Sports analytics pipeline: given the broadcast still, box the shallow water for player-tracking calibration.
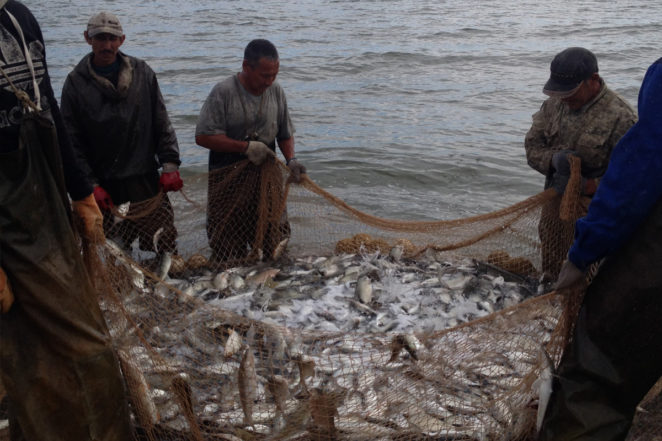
[27,0,662,219]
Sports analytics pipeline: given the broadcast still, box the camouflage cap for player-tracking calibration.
[543,47,598,98]
[87,11,123,38]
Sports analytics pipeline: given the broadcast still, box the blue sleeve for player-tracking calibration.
[568,60,662,270]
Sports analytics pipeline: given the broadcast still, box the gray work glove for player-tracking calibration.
[555,259,585,290]
[245,141,274,165]
[287,158,307,183]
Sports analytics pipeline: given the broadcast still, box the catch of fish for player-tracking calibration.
[97,242,563,440]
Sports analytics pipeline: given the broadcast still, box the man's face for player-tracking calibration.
[561,74,599,110]
[85,31,125,67]
[242,57,279,96]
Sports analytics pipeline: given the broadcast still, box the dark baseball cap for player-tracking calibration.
[543,47,598,98]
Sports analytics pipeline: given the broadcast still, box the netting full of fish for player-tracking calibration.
[63,158,613,441]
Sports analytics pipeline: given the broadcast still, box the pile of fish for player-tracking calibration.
[165,248,539,334]
[101,244,561,440]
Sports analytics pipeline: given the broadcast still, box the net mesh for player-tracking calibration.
[2,157,658,440]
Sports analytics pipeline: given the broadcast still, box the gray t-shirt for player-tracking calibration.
[196,74,294,170]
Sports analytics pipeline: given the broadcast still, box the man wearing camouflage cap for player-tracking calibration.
[61,12,183,265]
[524,47,636,286]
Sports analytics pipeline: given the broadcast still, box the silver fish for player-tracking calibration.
[238,346,258,426]
[355,275,373,304]
[246,268,280,287]
[272,237,289,260]
[267,375,289,415]
[156,252,172,281]
[535,347,554,433]
[293,354,315,392]
[117,350,159,429]
[224,328,243,358]
[212,271,229,290]
[152,226,164,254]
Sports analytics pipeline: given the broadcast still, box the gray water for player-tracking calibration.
[25,0,661,219]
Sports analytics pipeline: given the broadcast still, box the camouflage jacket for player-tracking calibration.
[524,81,636,185]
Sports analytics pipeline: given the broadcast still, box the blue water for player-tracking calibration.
[25,0,662,219]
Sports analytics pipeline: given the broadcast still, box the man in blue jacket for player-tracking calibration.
[538,59,662,440]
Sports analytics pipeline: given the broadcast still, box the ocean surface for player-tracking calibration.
[25,0,662,220]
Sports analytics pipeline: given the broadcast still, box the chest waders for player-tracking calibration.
[539,199,662,440]
[0,7,132,440]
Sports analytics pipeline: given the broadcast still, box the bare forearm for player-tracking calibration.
[195,134,248,154]
[278,136,295,162]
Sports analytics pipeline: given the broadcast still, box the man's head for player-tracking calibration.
[84,12,125,67]
[543,47,601,110]
[241,39,279,96]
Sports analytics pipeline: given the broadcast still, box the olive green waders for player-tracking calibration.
[539,199,662,440]
[0,112,132,441]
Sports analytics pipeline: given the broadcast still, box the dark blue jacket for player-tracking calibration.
[569,58,662,270]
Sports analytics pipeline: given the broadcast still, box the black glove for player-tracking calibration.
[551,150,575,175]
[551,172,570,195]
[287,158,307,183]
[555,259,585,290]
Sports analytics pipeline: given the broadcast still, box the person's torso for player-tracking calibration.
[542,87,635,171]
[206,75,288,170]
[64,53,161,178]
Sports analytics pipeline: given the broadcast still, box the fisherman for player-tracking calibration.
[196,39,306,265]
[61,11,183,263]
[0,1,132,439]
[538,57,662,440]
[524,47,636,285]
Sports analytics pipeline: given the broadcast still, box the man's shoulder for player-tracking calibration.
[206,75,238,96]
[268,80,286,96]
[66,54,92,81]
[4,1,34,21]
[119,53,153,73]
[598,86,636,119]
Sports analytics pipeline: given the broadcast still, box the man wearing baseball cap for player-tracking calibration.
[524,47,636,287]
[61,12,183,268]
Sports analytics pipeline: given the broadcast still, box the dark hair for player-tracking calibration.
[244,39,279,66]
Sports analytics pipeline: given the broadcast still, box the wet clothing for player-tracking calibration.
[525,81,636,185]
[539,58,662,441]
[524,81,636,277]
[0,3,132,440]
[0,0,89,199]
[196,74,294,171]
[61,51,180,252]
[196,74,294,263]
[61,51,180,183]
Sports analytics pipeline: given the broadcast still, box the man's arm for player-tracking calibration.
[524,101,559,175]
[60,76,97,189]
[568,61,662,270]
[277,136,295,162]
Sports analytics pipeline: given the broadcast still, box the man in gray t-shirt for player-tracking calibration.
[196,39,306,264]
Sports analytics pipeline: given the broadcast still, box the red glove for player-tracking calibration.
[159,170,183,192]
[0,267,14,313]
[93,185,114,210]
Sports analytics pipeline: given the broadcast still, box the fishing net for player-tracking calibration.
[1,157,657,440]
